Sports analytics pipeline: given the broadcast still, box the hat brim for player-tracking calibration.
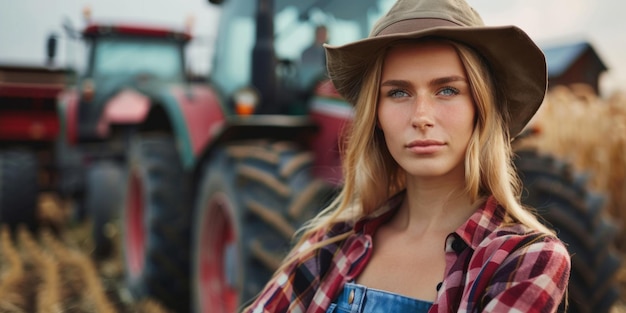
[324,25,547,137]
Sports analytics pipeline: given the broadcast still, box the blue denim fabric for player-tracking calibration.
[326,282,432,313]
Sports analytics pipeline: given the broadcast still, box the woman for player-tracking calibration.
[244,0,570,312]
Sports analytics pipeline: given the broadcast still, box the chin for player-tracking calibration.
[399,161,465,180]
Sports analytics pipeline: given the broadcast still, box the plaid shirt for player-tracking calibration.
[245,195,570,313]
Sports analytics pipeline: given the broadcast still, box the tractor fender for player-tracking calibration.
[59,82,225,172]
[144,85,226,170]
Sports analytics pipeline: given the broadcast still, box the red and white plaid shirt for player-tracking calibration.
[244,194,570,313]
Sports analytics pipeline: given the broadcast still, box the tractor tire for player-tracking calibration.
[85,160,125,259]
[0,149,39,233]
[514,148,621,313]
[192,141,333,313]
[123,134,192,312]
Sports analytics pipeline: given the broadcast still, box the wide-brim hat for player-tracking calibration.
[324,0,547,137]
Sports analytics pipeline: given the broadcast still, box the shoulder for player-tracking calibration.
[463,225,570,310]
[493,224,568,256]
[471,228,571,311]
[476,223,570,265]
[498,228,570,276]
[468,222,571,287]
[472,224,571,287]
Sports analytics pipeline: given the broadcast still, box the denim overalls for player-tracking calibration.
[326,282,433,313]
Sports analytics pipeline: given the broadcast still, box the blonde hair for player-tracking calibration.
[272,38,553,278]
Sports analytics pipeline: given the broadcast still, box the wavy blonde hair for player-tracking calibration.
[272,39,553,279]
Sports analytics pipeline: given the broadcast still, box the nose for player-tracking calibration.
[410,97,434,130]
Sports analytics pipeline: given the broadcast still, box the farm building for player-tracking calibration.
[543,41,608,94]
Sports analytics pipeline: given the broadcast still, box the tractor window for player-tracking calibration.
[91,37,184,81]
[210,0,395,99]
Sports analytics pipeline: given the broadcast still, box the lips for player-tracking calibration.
[406,139,445,154]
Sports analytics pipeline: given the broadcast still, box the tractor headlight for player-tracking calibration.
[233,87,259,116]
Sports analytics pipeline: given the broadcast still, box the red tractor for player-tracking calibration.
[55,20,224,260]
[57,1,621,313]
[54,14,228,293]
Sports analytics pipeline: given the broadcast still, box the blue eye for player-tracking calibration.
[438,87,459,96]
[388,89,409,98]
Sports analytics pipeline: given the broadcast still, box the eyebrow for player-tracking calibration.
[380,79,411,88]
[380,75,467,88]
[430,75,467,86]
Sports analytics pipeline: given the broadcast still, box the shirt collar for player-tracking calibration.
[352,192,505,250]
[454,196,505,250]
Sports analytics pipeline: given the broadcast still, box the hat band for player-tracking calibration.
[377,18,461,36]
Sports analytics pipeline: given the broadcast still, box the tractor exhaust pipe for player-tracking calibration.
[251,0,277,114]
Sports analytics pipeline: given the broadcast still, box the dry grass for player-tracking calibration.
[0,194,172,313]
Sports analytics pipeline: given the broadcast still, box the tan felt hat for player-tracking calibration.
[324,0,547,136]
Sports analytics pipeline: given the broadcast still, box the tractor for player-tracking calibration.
[56,0,621,312]
[53,18,227,263]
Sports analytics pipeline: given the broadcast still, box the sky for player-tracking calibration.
[1,0,624,95]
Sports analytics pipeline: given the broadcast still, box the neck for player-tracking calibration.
[391,174,477,236]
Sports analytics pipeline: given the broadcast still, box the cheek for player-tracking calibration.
[377,103,409,131]
[441,104,475,131]
[377,108,401,148]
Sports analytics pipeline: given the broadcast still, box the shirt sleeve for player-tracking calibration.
[241,229,326,313]
[481,235,571,313]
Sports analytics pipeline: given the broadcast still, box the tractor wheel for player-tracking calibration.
[123,133,192,312]
[192,141,333,313]
[0,149,39,233]
[85,160,125,259]
[514,148,621,313]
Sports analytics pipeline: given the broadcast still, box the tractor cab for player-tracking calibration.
[68,23,194,140]
[210,0,395,115]
[81,24,190,83]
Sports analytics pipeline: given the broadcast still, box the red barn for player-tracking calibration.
[542,41,608,94]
